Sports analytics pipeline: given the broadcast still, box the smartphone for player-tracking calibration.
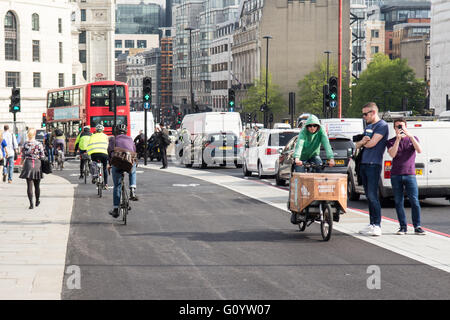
[364,129,373,138]
[397,125,402,129]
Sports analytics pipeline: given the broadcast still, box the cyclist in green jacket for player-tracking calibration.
[293,114,335,173]
[74,126,92,179]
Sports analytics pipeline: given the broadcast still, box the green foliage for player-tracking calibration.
[349,54,427,116]
[241,70,286,123]
[296,59,350,118]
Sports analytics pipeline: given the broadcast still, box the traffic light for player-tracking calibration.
[177,112,182,124]
[269,113,274,123]
[328,76,338,108]
[108,88,116,112]
[246,113,252,123]
[42,113,47,128]
[10,87,20,113]
[143,76,152,108]
[228,88,235,111]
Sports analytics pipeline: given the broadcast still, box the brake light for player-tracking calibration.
[265,148,278,155]
[414,124,422,127]
[384,160,392,179]
[235,143,243,148]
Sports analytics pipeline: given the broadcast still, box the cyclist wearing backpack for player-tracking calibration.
[74,126,92,179]
[87,124,109,188]
[53,128,65,156]
[107,124,138,218]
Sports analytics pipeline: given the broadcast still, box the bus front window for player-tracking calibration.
[90,85,126,107]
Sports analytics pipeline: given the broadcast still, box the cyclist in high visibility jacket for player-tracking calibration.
[87,124,109,188]
[74,126,92,179]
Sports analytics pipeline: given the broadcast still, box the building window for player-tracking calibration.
[137,40,147,48]
[81,9,86,22]
[371,46,379,54]
[5,11,18,61]
[79,49,86,63]
[371,30,379,38]
[125,40,134,48]
[72,73,76,85]
[32,40,40,62]
[79,31,86,44]
[58,18,62,33]
[59,42,63,63]
[115,40,122,48]
[83,70,87,80]
[6,72,20,87]
[33,72,41,87]
[115,50,122,59]
[58,73,64,87]
[32,13,39,31]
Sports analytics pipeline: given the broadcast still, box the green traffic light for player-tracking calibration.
[330,93,336,100]
[229,101,234,106]
[13,106,20,111]
[144,94,150,101]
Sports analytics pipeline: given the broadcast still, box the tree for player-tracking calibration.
[241,69,286,123]
[296,59,350,118]
[349,53,427,116]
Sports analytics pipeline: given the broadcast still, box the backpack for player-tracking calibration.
[55,128,63,136]
[162,133,171,146]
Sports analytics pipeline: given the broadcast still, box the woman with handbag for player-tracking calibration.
[19,128,45,209]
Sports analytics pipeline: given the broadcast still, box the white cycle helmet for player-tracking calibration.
[95,124,104,132]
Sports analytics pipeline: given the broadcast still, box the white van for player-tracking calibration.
[348,120,450,203]
[320,118,365,139]
[273,123,291,129]
[181,112,242,139]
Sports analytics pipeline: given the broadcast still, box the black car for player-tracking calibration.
[275,135,355,190]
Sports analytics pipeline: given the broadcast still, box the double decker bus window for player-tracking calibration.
[90,85,126,107]
[90,115,127,128]
[73,89,80,106]
[64,90,71,106]
[57,91,64,107]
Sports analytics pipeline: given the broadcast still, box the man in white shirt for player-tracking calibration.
[3,125,18,183]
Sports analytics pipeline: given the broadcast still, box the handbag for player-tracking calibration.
[110,137,136,173]
[41,158,52,174]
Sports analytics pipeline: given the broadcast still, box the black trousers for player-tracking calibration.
[26,179,40,205]
[160,146,168,168]
[79,150,89,174]
[91,153,109,185]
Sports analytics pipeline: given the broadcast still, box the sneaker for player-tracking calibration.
[359,224,374,235]
[109,208,119,218]
[396,227,407,235]
[414,227,426,235]
[79,174,84,179]
[8,180,12,184]
[367,225,382,236]
[103,184,108,190]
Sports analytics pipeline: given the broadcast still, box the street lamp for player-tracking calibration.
[185,27,194,113]
[263,35,272,128]
[324,50,332,81]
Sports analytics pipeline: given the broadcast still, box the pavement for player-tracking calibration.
[0,172,75,299]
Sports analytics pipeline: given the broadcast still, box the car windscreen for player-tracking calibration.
[208,134,237,143]
[268,132,298,147]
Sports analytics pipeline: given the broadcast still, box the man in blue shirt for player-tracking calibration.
[355,102,389,236]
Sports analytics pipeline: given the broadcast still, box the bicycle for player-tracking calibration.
[81,153,91,184]
[56,148,64,171]
[94,160,104,198]
[119,171,131,225]
[288,162,347,241]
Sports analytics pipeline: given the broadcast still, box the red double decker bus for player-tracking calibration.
[46,81,130,154]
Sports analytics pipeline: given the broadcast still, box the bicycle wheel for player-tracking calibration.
[121,186,128,225]
[84,162,88,184]
[320,203,333,241]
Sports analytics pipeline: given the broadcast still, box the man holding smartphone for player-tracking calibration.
[387,118,425,235]
[355,102,389,236]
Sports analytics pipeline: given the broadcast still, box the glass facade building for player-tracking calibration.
[116,3,161,34]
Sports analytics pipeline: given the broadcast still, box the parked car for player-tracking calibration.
[348,119,450,204]
[185,132,243,168]
[275,135,355,190]
[242,129,300,178]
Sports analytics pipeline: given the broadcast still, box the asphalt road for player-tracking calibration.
[196,163,450,236]
[57,160,450,300]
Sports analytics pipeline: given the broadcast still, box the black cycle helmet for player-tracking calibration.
[116,124,127,134]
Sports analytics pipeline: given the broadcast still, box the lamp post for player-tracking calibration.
[324,50,331,81]
[185,27,194,113]
[263,35,272,128]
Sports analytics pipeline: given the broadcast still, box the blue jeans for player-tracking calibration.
[391,175,421,228]
[3,156,14,181]
[360,163,382,226]
[294,155,323,173]
[112,164,137,208]
[46,146,54,163]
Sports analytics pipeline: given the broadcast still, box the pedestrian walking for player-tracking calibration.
[355,102,389,236]
[387,118,426,235]
[44,129,54,165]
[19,128,45,209]
[2,125,18,183]
[156,123,170,169]
[0,130,7,175]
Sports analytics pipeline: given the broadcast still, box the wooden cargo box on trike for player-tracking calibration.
[288,172,347,241]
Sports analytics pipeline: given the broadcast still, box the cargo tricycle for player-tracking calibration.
[288,163,347,241]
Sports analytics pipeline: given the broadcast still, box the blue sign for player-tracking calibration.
[144,102,150,110]
[330,101,337,108]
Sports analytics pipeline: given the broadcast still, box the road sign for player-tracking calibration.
[330,100,337,108]
[144,102,150,110]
